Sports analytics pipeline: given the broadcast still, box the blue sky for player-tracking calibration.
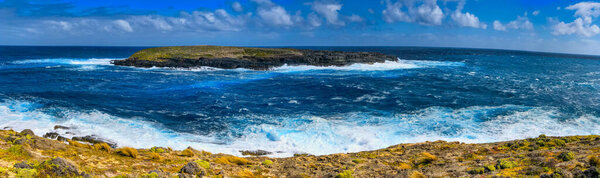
[1,0,600,55]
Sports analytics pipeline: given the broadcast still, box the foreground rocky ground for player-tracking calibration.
[0,129,599,177]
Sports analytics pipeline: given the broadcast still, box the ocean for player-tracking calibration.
[1,46,599,157]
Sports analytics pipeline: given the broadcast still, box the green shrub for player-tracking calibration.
[262,159,273,166]
[15,168,37,178]
[468,167,485,174]
[557,152,575,161]
[351,159,364,164]
[590,156,600,166]
[484,164,496,171]
[150,147,165,153]
[497,159,518,169]
[336,170,353,178]
[195,160,210,169]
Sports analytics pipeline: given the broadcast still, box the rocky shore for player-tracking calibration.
[111,46,397,70]
[0,128,599,177]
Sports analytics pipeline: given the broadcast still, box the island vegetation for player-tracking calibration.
[0,128,599,177]
[112,46,397,70]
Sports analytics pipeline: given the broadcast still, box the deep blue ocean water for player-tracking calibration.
[1,46,600,156]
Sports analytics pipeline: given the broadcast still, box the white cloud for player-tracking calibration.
[311,1,344,26]
[307,13,322,27]
[131,16,172,31]
[252,0,294,26]
[46,21,73,31]
[532,10,540,16]
[382,0,444,26]
[348,14,363,22]
[493,20,506,31]
[181,9,248,31]
[451,11,486,29]
[451,0,486,29]
[493,16,533,31]
[113,20,133,32]
[566,2,600,17]
[232,2,243,12]
[552,2,600,37]
[552,17,600,37]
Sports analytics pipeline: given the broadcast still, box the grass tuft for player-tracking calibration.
[214,156,251,165]
[93,143,111,152]
[116,147,138,158]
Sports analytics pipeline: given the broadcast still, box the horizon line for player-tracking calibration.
[1,44,599,58]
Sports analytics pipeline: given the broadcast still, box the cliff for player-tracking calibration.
[0,128,599,177]
[111,46,397,70]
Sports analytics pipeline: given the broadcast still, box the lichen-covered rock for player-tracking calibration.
[19,129,35,136]
[179,161,205,176]
[41,158,84,177]
[13,161,33,169]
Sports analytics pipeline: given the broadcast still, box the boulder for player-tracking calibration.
[43,158,83,177]
[43,132,59,139]
[54,125,70,130]
[240,149,272,156]
[179,161,205,176]
[19,129,35,136]
[72,135,117,148]
[13,161,33,169]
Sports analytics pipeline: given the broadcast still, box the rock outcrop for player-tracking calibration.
[112,46,397,70]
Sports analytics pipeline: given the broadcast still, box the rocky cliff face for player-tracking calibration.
[112,46,397,70]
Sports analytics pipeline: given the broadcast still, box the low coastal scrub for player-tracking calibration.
[0,129,599,177]
[116,147,138,158]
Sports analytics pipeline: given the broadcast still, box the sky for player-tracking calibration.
[1,0,600,55]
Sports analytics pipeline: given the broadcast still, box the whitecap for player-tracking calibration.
[2,99,597,157]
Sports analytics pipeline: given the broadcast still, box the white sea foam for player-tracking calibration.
[272,59,465,72]
[1,99,598,157]
[13,58,118,66]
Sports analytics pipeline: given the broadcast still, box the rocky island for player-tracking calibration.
[111,46,397,70]
[0,128,599,177]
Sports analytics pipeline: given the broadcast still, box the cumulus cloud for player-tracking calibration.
[41,8,249,34]
[493,16,533,31]
[382,0,444,26]
[311,1,344,26]
[252,0,294,26]
[113,20,133,32]
[232,2,243,12]
[567,2,600,17]
[552,17,600,37]
[552,2,600,37]
[451,0,486,29]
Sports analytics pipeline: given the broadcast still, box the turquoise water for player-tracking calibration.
[1,46,600,156]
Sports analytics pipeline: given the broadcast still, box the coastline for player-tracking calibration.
[1,129,599,177]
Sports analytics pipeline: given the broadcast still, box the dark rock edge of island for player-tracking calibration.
[111,46,398,70]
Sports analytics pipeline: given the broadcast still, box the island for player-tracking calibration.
[111,46,397,70]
